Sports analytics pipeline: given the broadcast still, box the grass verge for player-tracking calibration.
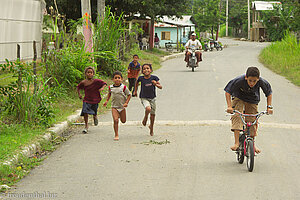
[259,33,300,86]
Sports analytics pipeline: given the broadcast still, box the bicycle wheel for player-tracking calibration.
[237,143,244,164]
[237,134,245,164]
[192,66,195,72]
[246,140,255,172]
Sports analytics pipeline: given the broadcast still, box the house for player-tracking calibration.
[251,1,281,41]
[155,15,195,49]
[0,0,46,63]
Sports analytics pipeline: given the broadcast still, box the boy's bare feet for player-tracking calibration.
[142,117,147,126]
[114,136,119,141]
[149,125,153,136]
[255,147,261,154]
[230,144,239,151]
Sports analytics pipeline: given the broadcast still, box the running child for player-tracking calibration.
[133,64,162,136]
[224,66,273,153]
[128,54,141,96]
[77,66,107,134]
[103,71,131,141]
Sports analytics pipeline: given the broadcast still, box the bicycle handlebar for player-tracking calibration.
[227,110,268,126]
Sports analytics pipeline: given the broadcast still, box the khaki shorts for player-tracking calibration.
[231,97,258,136]
[141,98,156,115]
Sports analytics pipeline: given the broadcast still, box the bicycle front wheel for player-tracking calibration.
[246,140,255,172]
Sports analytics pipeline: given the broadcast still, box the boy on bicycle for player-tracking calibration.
[224,67,273,153]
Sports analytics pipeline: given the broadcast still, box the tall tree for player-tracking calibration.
[261,0,300,41]
[228,0,248,37]
[106,0,189,48]
[192,0,223,40]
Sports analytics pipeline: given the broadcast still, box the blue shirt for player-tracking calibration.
[128,61,141,70]
[224,75,272,104]
[137,75,160,99]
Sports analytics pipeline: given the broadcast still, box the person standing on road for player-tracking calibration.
[154,33,160,48]
[133,64,162,136]
[184,32,202,66]
[103,71,131,141]
[77,67,107,134]
[127,54,141,96]
[224,67,273,153]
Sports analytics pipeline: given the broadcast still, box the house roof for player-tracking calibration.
[155,15,195,27]
[252,1,281,11]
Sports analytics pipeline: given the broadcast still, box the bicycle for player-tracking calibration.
[229,110,268,172]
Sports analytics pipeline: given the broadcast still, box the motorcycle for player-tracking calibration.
[214,40,223,51]
[187,47,199,72]
[209,38,223,51]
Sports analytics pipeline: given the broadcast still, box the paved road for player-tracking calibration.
[3,38,300,200]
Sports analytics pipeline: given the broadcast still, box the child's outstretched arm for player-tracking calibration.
[152,80,162,89]
[123,94,131,108]
[77,81,83,99]
[103,93,111,107]
[225,92,233,113]
[99,84,107,92]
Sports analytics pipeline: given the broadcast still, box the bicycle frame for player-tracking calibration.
[233,110,267,154]
[229,110,268,171]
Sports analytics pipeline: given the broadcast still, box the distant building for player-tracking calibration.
[154,15,195,48]
[0,0,46,63]
[251,1,281,41]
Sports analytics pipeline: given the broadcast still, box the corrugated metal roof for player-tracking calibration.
[156,15,195,26]
[252,1,281,11]
[155,15,195,27]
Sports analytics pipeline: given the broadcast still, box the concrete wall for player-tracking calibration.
[0,0,45,63]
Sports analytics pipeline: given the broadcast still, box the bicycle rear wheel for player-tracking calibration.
[246,140,255,172]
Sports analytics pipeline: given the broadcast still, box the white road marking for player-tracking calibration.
[97,120,300,129]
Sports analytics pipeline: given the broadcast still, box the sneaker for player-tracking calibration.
[94,117,98,126]
[82,129,88,134]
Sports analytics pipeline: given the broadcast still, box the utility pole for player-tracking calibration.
[248,0,251,40]
[226,0,228,37]
[97,0,105,23]
[81,0,93,52]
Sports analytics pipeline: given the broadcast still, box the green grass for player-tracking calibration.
[0,73,16,86]
[0,155,43,192]
[259,33,300,86]
[123,45,170,71]
[0,125,45,162]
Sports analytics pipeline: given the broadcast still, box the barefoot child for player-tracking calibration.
[77,67,107,134]
[133,64,162,136]
[103,71,131,141]
[128,54,141,96]
[224,67,273,153]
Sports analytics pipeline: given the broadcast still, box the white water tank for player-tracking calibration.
[0,0,46,63]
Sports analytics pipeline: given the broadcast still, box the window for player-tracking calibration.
[161,31,171,40]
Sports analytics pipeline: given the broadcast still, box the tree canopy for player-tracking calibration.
[45,0,189,22]
[191,0,223,39]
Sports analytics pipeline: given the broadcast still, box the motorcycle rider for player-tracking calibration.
[184,32,202,66]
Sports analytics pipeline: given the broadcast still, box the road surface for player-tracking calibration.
[3,38,300,200]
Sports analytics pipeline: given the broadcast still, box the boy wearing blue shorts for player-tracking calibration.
[77,67,107,134]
